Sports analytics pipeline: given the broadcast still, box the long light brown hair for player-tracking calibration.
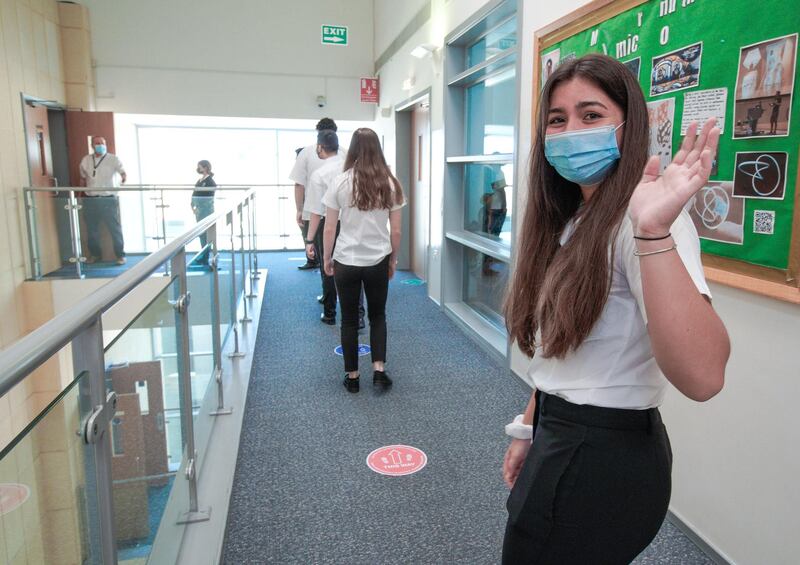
[505,54,649,359]
[344,128,404,210]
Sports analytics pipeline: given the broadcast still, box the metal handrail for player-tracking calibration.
[23,184,292,192]
[0,188,255,398]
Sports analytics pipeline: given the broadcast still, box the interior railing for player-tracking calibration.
[0,189,259,564]
[22,183,299,280]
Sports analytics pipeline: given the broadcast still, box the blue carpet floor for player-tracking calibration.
[222,251,712,564]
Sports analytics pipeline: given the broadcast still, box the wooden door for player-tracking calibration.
[64,110,115,186]
[410,101,431,280]
[23,104,54,187]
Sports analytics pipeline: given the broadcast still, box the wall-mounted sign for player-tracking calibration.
[322,25,348,46]
[360,78,379,104]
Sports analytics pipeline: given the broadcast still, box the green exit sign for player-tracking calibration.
[322,25,348,46]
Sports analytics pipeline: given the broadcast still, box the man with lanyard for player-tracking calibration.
[79,136,127,264]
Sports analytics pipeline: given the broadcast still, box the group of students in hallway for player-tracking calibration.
[292,118,404,392]
[291,54,730,563]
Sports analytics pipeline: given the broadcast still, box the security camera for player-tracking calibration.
[316,95,327,108]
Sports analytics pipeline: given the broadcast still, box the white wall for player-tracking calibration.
[373,0,429,60]
[81,0,376,120]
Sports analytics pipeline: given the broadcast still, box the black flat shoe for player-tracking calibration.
[373,370,392,387]
[297,261,318,270]
[343,374,359,393]
[320,313,336,325]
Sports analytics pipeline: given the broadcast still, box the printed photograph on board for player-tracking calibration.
[686,181,744,245]
[650,42,702,96]
[646,98,675,174]
[622,57,641,80]
[732,151,788,200]
[733,33,797,138]
[541,49,560,86]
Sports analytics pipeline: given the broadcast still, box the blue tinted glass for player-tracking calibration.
[465,68,516,155]
[467,18,517,67]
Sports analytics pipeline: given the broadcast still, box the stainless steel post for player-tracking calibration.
[68,190,85,279]
[228,211,245,359]
[72,317,118,564]
[23,189,42,279]
[171,250,211,524]
[246,195,257,299]
[251,191,260,279]
[208,223,233,416]
[238,203,252,323]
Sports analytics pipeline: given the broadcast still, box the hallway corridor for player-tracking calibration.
[221,252,712,564]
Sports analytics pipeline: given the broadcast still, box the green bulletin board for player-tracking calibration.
[538,0,800,276]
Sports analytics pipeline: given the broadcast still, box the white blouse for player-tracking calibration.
[527,209,711,409]
[322,170,405,267]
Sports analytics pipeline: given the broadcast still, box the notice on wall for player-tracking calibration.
[647,98,675,174]
[681,88,728,134]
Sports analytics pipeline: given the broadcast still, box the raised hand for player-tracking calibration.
[628,118,720,237]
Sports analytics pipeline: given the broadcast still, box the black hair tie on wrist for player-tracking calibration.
[634,232,671,241]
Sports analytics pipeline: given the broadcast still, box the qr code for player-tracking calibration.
[753,210,775,235]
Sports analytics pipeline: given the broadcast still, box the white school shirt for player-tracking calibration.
[289,144,345,220]
[528,209,711,410]
[303,154,345,217]
[322,170,406,267]
[79,153,125,196]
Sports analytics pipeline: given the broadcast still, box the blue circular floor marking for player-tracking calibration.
[401,278,424,286]
[334,344,371,356]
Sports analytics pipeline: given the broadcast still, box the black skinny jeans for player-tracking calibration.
[333,255,391,372]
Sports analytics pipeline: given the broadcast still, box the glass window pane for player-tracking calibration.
[462,247,509,327]
[464,163,513,245]
[467,17,517,67]
[465,67,516,155]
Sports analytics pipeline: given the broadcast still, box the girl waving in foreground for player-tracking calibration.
[502,54,730,563]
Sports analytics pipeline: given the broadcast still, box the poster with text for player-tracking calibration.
[681,88,727,134]
[733,33,797,138]
[647,98,675,174]
[687,181,744,245]
[650,42,702,96]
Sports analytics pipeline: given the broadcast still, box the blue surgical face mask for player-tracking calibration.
[94,144,107,155]
[544,122,624,185]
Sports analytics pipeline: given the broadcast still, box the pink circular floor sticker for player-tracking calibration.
[367,445,427,476]
[0,484,30,516]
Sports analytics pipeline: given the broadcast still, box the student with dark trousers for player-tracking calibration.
[322,128,405,393]
[502,54,730,563]
[192,159,216,264]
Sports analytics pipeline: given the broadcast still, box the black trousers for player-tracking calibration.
[83,196,125,259]
[314,218,338,316]
[300,219,317,264]
[333,255,390,372]
[503,393,672,565]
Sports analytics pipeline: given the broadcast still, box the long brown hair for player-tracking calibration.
[344,128,404,210]
[505,54,649,359]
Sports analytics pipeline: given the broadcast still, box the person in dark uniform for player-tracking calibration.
[769,91,782,135]
[192,160,216,264]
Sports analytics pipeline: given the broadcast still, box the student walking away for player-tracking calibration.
[192,160,217,264]
[79,136,127,264]
[322,128,405,393]
[303,129,352,325]
[291,118,344,270]
[501,54,730,564]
